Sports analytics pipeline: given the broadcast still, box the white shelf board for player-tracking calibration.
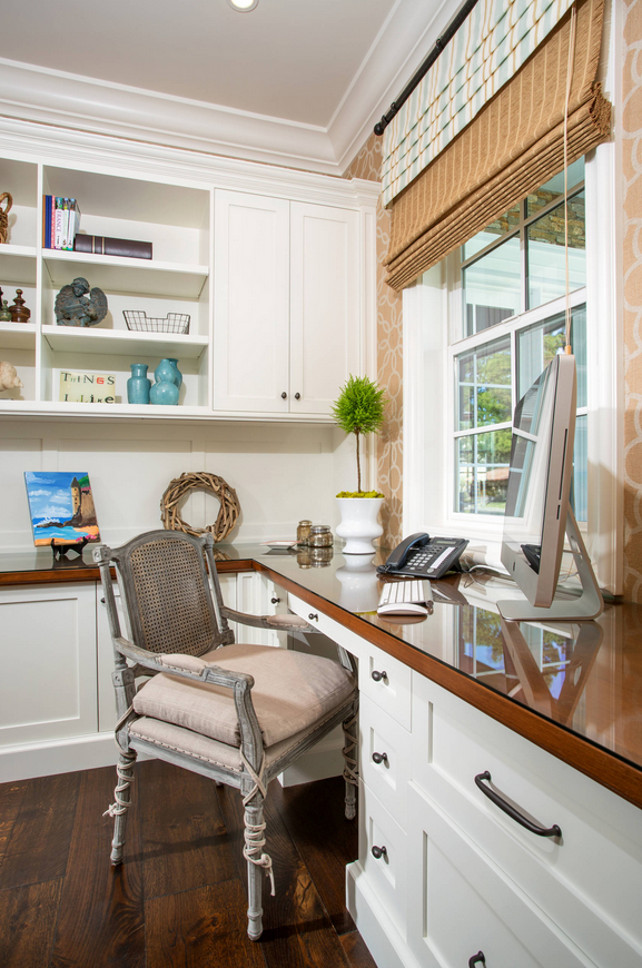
[41,324,208,359]
[42,249,209,299]
[0,321,37,350]
[0,245,38,286]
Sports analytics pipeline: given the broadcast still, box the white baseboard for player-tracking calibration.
[346,861,422,968]
[277,725,344,788]
[0,732,119,782]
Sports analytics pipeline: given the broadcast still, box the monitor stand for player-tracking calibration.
[497,508,604,622]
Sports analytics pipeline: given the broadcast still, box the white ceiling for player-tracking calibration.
[0,0,450,173]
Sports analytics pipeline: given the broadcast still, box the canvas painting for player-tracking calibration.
[24,471,100,547]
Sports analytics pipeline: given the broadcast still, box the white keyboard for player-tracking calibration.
[377,579,433,617]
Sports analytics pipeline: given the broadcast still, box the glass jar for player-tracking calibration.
[309,525,333,548]
[297,519,312,545]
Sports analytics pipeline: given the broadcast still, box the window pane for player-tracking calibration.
[456,430,512,514]
[516,305,586,401]
[463,235,521,335]
[526,158,584,217]
[526,192,585,309]
[456,338,512,431]
[463,204,521,260]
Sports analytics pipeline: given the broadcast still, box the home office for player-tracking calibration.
[0,0,639,966]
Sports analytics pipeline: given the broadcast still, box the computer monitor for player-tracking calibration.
[497,353,603,622]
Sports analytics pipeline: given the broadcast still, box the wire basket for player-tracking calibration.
[123,311,190,335]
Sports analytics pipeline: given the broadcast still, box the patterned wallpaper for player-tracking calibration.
[345,135,404,547]
[623,0,642,600]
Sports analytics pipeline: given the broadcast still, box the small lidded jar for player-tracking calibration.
[308,524,333,548]
[297,519,312,545]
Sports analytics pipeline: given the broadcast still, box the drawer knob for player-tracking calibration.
[468,953,486,967]
[308,612,319,622]
[371,669,387,682]
[270,597,281,604]
[281,391,288,399]
[294,392,301,400]
[474,771,562,838]
[371,844,387,860]
[372,751,388,766]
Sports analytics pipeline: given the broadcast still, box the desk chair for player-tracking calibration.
[93,530,358,940]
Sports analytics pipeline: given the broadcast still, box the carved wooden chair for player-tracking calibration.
[93,529,358,940]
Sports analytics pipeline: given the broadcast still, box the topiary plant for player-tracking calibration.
[332,374,386,496]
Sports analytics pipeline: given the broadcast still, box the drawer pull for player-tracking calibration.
[270,596,281,605]
[474,771,562,838]
[371,844,387,860]
[371,669,388,682]
[308,612,319,622]
[468,952,485,967]
[372,751,388,765]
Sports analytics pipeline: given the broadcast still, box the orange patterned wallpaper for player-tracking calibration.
[345,135,404,547]
[622,0,642,600]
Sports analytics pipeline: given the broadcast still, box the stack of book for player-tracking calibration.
[43,196,81,251]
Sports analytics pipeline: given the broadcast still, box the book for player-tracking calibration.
[43,195,81,250]
[59,370,116,404]
[73,234,153,259]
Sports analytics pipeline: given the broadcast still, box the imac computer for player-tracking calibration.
[497,353,604,622]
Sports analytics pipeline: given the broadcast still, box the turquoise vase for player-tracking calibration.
[154,357,182,388]
[150,378,179,405]
[127,363,151,404]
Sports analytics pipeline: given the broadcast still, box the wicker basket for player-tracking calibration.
[123,311,190,335]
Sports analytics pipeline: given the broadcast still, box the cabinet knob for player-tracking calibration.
[281,391,287,399]
[372,751,388,766]
[371,844,387,860]
[294,392,301,400]
[270,596,281,605]
[468,953,486,967]
[308,612,319,622]
[371,669,387,682]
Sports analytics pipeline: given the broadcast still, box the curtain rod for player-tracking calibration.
[374,0,482,136]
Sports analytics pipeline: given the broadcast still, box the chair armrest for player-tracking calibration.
[114,637,254,691]
[222,606,313,633]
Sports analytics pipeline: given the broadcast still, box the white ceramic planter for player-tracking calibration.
[335,497,384,554]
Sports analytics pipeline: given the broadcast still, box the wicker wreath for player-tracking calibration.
[160,471,240,541]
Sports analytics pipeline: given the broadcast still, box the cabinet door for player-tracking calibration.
[290,203,360,414]
[213,190,290,413]
[0,582,97,746]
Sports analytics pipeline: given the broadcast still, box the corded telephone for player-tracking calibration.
[377,532,468,579]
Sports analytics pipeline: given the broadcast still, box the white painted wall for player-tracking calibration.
[0,417,370,551]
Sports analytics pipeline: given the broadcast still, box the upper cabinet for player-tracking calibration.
[213,192,361,416]
[0,136,377,422]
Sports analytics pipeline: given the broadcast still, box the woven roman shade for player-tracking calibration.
[383,0,611,291]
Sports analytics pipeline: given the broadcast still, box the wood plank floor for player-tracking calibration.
[0,762,378,968]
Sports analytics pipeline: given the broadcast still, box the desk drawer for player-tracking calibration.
[360,693,411,826]
[360,643,412,731]
[360,781,408,938]
[412,673,642,967]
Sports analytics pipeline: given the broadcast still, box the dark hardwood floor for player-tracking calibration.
[0,761,377,968]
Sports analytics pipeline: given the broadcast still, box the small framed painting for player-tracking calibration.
[24,471,101,553]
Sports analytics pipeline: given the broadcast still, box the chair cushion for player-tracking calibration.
[132,643,355,749]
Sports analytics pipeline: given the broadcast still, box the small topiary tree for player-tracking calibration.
[332,374,386,496]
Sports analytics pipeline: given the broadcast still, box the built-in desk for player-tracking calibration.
[2,543,641,968]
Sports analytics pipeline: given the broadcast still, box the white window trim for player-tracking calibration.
[402,136,623,594]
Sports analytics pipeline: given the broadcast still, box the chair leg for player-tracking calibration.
[342,702,359,820]
[104,749,137,865]
[242,794,276,941]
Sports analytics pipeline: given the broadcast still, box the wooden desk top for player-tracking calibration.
[1,543,640,809]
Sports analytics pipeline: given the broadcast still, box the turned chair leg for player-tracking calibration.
[104,749,137,865]
[242,795,275,941]
[342,703,359,820]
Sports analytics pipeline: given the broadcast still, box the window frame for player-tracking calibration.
[401,138,623,594]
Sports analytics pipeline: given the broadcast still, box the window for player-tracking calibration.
[402,143,620,593]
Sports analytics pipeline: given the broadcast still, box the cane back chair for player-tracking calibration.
[93,529,358,940]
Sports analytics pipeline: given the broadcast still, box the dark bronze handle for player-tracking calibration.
[308,612,318,622]
[474,771,562,838]
[469,952,485,967]
[371,669,387,682]
[281,391,287,399]
[270,597,280,604]
[371,845,387,860]
[294,392,301,400]
[372,751,388,765]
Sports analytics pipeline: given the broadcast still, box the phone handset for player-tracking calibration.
[378,532,430,574]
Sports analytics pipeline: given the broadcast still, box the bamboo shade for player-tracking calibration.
[383,0,611,291]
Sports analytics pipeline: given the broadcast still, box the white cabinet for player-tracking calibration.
[213,190,361,415]
[0,582,98,748]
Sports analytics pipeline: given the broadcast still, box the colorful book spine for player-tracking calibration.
[42,195,81,250]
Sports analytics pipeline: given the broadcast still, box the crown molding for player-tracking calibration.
[0,0,448,174]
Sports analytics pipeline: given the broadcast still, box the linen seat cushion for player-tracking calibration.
[132,642,355,749]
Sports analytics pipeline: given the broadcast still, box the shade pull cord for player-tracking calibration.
[563,4,577,355]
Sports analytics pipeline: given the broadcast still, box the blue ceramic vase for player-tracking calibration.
[127,363,151,404]
[154,357,182,388]
[150,378,179,405]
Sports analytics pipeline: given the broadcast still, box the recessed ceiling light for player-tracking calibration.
[228,0,259,11]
